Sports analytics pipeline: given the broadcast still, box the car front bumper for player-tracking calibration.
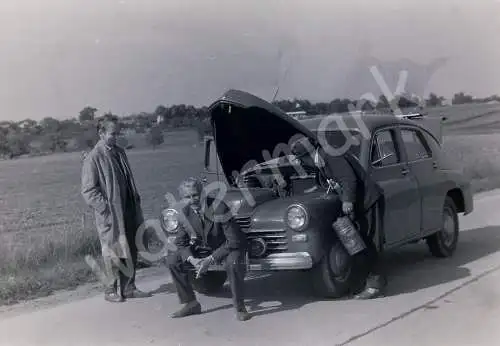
[246,252,313,271]
[205,252,314,272]
[163,236,314,271]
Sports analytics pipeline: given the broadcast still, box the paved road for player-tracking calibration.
[1,190,500,346]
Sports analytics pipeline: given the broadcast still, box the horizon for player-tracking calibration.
[0,89,496,124]
[1,0,499,121]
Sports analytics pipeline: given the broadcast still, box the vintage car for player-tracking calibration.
[160,89,474,298]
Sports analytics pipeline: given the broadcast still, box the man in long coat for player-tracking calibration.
[81,116,150,302]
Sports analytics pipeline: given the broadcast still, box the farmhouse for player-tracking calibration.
[286,110,307,119]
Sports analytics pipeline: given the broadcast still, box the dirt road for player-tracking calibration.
[1,190,499,346]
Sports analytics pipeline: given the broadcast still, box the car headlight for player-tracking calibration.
[285,204,308,231]
[161,208,179,233]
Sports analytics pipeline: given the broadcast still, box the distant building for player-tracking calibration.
[18,120,35,129]
[286,111,307,119]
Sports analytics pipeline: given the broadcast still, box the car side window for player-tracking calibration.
[370,129,400,167]
[400,129,432,161]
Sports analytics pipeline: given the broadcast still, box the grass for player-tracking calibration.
[0,227,100,305]
[0,129,204,305]
[442,134,500,193]
[1,106,500,306]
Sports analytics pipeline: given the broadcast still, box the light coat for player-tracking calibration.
[81,140,143,259]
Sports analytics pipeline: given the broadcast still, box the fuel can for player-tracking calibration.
[332,215,367,255]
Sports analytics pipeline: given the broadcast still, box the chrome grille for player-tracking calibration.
[234,216,288,257]
[235,216,252,230]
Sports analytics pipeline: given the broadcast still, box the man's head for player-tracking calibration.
[97,115,121,147]
[290,137,317,167]
[179,177,203,210]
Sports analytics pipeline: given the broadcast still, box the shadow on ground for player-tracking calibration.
[383,226,500,296]
[148,226,500,317]
[147,282,176,295]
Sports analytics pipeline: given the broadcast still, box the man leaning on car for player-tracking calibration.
[166,177,251,321]
[291,136,387,299]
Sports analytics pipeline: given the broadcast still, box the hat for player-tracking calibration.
[290,137,316,158]
[290,137,317,167]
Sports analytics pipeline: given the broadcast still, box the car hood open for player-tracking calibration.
[208,89,318,185]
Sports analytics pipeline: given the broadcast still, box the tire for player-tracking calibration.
[312,242,366,298]
[427,196,459,258]
[189,271,227,295]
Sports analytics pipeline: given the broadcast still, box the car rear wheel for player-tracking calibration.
[312,242,365,298]
[427,196,459,258]
[189,271,227,295]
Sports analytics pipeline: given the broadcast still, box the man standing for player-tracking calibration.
[291,136,386,299]
[81,115,150,302]
[167,178,250,321]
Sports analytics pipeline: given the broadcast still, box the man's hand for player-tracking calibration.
[195,256,215,278]
[187,256,202,268]
[342,201,354,216]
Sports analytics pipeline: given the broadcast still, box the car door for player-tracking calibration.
[368,127,421,246]
[399,127,444,233]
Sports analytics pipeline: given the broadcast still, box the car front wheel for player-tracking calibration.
[312,242,366,298]
[427,196,459,258]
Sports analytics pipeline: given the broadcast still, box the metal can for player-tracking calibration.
[332,216,367,255]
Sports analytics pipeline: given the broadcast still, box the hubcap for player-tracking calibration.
[441,208,456,247]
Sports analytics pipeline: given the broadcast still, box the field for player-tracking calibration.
[0,130,205,304]
[1,103,500,305]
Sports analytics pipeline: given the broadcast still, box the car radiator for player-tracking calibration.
[234,216,288,258]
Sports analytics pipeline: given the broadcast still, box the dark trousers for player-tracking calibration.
[122,225,138,292]
[167,250,246,309]
[355,203,387,289]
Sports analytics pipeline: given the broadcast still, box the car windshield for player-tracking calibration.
[311,129,363,158]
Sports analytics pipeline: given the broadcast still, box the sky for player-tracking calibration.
[0,0,499,121]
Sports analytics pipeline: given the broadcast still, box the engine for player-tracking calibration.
[236,163,321,198]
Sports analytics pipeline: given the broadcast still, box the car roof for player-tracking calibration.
[298,113,422,133]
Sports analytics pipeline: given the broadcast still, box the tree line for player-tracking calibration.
[0,91,498,159]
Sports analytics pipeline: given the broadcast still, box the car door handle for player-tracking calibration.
[432,161,438,169]
[401,167,410,175]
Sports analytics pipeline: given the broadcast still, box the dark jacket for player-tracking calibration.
[317,146,383,216]
[174,197,246,263]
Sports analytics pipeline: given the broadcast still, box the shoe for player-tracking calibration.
[123,289,152,299]
[170,301,202,318]
[235,307,251,321]
[353,287,384,300]
[104,291,124,303]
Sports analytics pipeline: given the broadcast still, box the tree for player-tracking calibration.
[426,93,445,107]
[376,95,390,110]
[0,131,9,157]
[79,107,97,122]
[452,92,474,105]
[357,96,376,111]
[40,133,67,153]
[6,132,30,157]
[39,117,61,132]
[147,125,164,149]
[395,92,420,109]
